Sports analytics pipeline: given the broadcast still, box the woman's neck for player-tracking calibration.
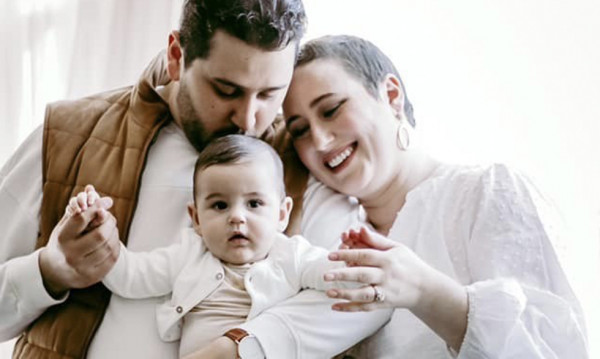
[361,152,441,235]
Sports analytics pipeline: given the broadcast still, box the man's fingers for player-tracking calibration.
[68,197,83,215]
[57,208,102,241]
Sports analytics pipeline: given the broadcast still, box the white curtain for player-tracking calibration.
[0,0,184,165]
[1,0,598,358]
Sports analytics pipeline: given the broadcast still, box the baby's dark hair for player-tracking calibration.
[193,134,285,203]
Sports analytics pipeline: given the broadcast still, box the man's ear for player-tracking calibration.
[277,196,294,232]
[167,31,183,81]
[187,202,202,234]
[382,74,405,118]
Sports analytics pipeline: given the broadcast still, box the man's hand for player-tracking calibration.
[39,188,120,298]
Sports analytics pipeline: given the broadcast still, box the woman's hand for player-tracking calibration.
[326,227,468,351]
[325,227,433,311]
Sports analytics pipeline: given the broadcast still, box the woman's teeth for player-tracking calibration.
[328,147,353,168]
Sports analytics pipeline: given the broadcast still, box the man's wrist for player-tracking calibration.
[38,248,69,299]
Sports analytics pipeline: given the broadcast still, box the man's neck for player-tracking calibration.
[156,81,182,128]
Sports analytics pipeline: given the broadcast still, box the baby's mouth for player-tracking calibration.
[228,233,249,244]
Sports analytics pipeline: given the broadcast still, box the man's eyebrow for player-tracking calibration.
[213,78,287,92]
[213,78,243,89]
[286,93,334,126]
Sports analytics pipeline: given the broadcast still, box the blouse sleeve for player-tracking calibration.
[459,164,588,358]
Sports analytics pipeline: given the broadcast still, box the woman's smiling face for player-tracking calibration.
[283,59,402,200]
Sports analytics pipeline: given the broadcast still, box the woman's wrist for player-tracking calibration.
[411,269,468,352]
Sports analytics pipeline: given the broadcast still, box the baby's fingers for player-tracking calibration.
[84,184,99,206]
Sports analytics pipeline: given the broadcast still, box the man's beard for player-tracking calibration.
[177,81,239,153]
[177,82,209,153]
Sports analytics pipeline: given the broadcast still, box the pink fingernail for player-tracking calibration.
[328,253,339,260]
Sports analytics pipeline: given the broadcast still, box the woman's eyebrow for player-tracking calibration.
[286,93,335,126]
[310,93,333,108]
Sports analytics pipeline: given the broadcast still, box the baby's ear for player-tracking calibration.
[278,196,294,232]
[187,203,202,234]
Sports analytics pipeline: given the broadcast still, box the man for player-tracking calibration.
[0,0,388,358]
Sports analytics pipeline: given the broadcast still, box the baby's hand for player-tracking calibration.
[64,185,113,229]
[340,227,398,251]
[65,185,100,217]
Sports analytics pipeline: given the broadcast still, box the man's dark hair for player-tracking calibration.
[193,134,285,202]
[179,0,307,66]
[296,35,415,127]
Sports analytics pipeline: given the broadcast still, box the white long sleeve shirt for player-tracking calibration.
[301,164,588,358]
[103,229,347,356]
[0,122,389,359]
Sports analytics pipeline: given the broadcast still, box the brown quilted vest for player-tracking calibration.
[12,52,307,359]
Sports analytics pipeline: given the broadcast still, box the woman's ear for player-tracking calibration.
[187,202,202,234]
[382,74,405,118]
[167,31,183,81]
[278,196,294,232]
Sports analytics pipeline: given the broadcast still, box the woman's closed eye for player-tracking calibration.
[287,121,309,139]
[322,99,347,118]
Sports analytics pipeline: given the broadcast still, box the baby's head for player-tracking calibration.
[188,134,293,265]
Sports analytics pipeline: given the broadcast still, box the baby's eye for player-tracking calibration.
[211,201,228,210]
[248,199,263,208]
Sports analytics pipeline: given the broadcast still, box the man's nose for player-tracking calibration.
[232,97,258,135]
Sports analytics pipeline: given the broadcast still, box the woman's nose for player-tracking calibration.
[311,123,334,151]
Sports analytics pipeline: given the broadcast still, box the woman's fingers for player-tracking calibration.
[329,248,386,267]
[326,285,387,312]
[324,266,384,284]
[326,285,376,302]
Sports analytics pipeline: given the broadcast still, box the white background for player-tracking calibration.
[1,0,598,357]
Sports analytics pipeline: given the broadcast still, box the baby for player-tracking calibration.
[65,134,347,358]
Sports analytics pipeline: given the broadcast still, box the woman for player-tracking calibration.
[283,35,588,358]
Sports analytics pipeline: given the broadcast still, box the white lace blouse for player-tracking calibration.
[301,163,588,358]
